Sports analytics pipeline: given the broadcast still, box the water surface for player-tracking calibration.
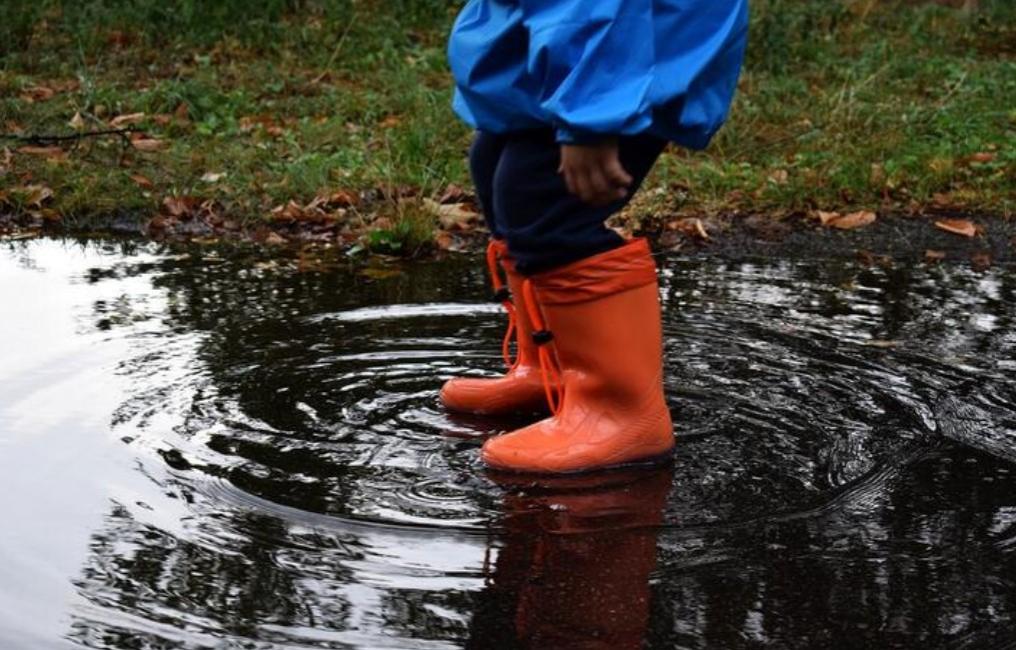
[2,238,1015,649]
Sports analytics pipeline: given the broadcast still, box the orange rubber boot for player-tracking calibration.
[481,238,674,473]
[440,240,547,415]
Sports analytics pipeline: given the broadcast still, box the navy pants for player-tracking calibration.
[469,129,667,274]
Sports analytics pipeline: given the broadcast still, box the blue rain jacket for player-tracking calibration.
[448,0,749,149]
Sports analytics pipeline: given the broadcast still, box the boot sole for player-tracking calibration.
[482,445,675,479]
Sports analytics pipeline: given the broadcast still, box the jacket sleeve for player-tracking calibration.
[520,0,656,144]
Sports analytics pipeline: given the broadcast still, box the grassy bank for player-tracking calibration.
[1,0,1013,250]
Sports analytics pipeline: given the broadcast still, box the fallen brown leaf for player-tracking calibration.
[424,198,479,230]
[20,86,55,102]
[162,196,199,218]
[434,231,455,251]
[931,192,955,208]
[815,210,840,226]
[967,152,996,164]
[34,208,61,222]
[924,249,946,262]
[17,145,66,161]
[265,232,287,245]
[68,112,86,130]
[17,185,54,208]
[934,219,978,238]
[379,115,402,129]
[439,184,470,204]
[131,138,166,152]
[324,190,358,207]
[110,112,147,127]
[768,169,789,185]
[130,174,154,188]
[271,200,306,221]
[828,210,877,230]
[668,217,710,241]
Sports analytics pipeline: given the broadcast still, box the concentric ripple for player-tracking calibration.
[2,239,1016,649]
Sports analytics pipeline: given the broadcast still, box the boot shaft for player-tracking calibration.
[525,239,666,411]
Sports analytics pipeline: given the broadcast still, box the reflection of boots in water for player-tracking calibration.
[469,465,673,650]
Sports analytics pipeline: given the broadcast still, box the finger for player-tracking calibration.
[564,167,581,198]
[605,156,633,190]
[586,167,613,206]
[572,169,595,204]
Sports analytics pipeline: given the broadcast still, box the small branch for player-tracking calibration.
[0,127,137,146]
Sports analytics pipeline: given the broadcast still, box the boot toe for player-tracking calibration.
[481,423,567,473]
[441,375,547,415]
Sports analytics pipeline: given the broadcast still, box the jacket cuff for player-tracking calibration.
[555,126,611,146]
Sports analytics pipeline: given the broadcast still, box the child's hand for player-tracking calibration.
[559,140,633,206]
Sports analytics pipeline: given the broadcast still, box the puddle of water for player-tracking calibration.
[2,238,1015,649]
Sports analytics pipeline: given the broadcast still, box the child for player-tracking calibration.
[441,0,749,474]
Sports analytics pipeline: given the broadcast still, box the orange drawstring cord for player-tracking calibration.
[486,240,518,369]
[522,279,564,416]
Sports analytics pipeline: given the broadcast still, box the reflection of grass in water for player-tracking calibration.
[1,0,1013,240]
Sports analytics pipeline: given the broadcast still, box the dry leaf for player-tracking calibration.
[110,112,146,127]
[21,185,53,207]
[931,192,955,207]
[200,172,225,183]
[17,145,66,161]
[434,231,455,251]
[424,198,479,230]
[934,219,978,238]
[324,190,358,207]
[265,232,287,245]
[162,196,199,217]
[815,210,840,226]
[131,138,166,152]
[439,184,470,204]
[828,210,877,230]
[668,217,710,241]
[379,115,402,129]
[130,174,154,188]
[768,169,789,185]
[271,200,305,221]
[968,152,996,164]
[68,111,86,130]
[924,249,946,262]
[20,86,55,102]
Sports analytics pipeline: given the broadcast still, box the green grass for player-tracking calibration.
[1,0,1013,248]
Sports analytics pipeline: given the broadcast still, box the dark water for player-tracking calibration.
[2,238,1016,650]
